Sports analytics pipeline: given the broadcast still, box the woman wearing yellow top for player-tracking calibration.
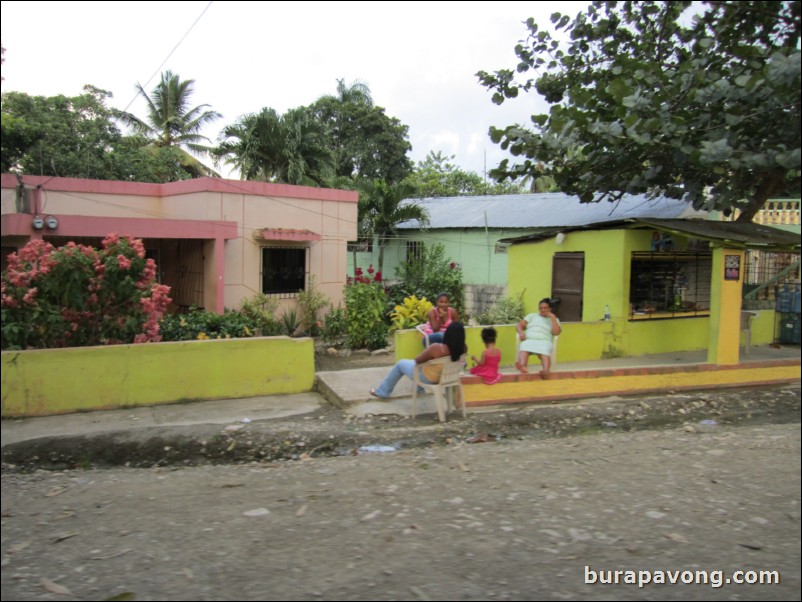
[370,322,466,399]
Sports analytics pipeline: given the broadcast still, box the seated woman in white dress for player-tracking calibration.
[516,298,561,377]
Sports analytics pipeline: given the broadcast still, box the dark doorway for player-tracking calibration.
[552,252,584,321]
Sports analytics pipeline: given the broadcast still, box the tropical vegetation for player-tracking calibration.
[1,235,171,349]
[477,0,801,221]
[115,70,222,178]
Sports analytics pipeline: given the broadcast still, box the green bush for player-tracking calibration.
[321,305,348,345]
[393,243,463,314]
[238,293,283,336]
[297,275,329,336]
[160,306,283,341]
[344,281,389,350]
[477,296,525,325]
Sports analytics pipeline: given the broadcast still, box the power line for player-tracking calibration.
[122,1,215,114]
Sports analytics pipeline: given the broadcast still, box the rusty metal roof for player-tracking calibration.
[397,193,706,229]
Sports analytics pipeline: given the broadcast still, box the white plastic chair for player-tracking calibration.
[517,335,559,370]
[740,311,758,354]
[416,323,431,347]
[412,356,466,422]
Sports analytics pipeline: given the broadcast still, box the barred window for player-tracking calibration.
[262,247,307,297]
[406,240,423,263]
[629,252,712,319]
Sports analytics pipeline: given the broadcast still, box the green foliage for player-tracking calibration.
[393,243,464,314]
[389,295,434,332]
[115,70,221,178]
[280,307,302,337]
[1,235,171,349]
[237,293,282,336]
[358,179,429,275]
[477,0,801,221]
[311,80,414,183]
[296,275,330,335]
[477,296,525,325]
[214,106,334,186]
[403,151,526,197]
[321,305,348,345]
[344,281,389,350]
[1,87,192,182]
[159,305,282,341]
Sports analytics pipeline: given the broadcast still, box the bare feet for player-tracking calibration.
[539,370,550,380]
[369,389,385,399]
[515,361,529,374]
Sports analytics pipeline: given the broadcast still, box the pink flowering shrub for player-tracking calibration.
[1,234,171,349]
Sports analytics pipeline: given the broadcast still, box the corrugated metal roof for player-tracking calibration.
[397,193,706,229]
[500,219,801,251]
[639,219,801,250]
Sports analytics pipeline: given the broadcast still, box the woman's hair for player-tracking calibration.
[436,292,450,302]
[442,322,466,361]
[539,297,552,307]
[481,327,497,345]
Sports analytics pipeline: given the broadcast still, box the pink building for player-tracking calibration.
[1,174,358,314]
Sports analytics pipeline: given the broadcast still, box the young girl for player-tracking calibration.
[469,327,502,385]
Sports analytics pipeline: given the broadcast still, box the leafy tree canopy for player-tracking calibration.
[311,80,414,184]
[214,106,334,186]
[477,1,801,221]
[404,150,528,197]
[1,86,189,182]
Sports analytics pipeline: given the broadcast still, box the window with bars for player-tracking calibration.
[629,252,712,319]
[406,240,423,263]
[262,247,307,297]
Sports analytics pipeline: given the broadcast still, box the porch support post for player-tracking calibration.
[707,247,744,365]
[215,235,226,314]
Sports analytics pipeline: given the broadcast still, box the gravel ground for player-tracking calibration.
[2,420,799,601]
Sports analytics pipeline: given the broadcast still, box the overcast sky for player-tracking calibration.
[1,0,589,179]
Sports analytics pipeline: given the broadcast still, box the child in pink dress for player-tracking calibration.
[469,327,502,385]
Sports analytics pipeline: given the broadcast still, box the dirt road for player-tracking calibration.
[2,421,799,601]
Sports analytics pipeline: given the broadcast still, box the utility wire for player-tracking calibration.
[122,1,214,113]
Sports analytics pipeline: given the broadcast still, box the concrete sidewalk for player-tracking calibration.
[2,344,799,448]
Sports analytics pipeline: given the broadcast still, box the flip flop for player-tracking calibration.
[369,389,385,399]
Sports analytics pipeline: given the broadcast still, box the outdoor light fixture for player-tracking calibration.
[31,215,44,230]
[555,232,566,245]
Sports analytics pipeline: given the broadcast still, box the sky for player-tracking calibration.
[1,0,589,179]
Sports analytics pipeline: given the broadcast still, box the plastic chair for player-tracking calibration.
[740,311,758,354]
[412,356,466,422]
[416,323,431,347]
[517,335,559,370]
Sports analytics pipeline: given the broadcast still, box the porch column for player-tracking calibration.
[707,247,745,365]
[215,235,226,314]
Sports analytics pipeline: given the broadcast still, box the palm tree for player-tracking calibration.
[359,180,429,275]
[331,78,373,106]
[214,107,334,186]
[116,70,221,177]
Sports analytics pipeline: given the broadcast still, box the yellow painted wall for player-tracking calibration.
[1,336,314,417]
[508,230,631,321]
[708,248,745,364]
